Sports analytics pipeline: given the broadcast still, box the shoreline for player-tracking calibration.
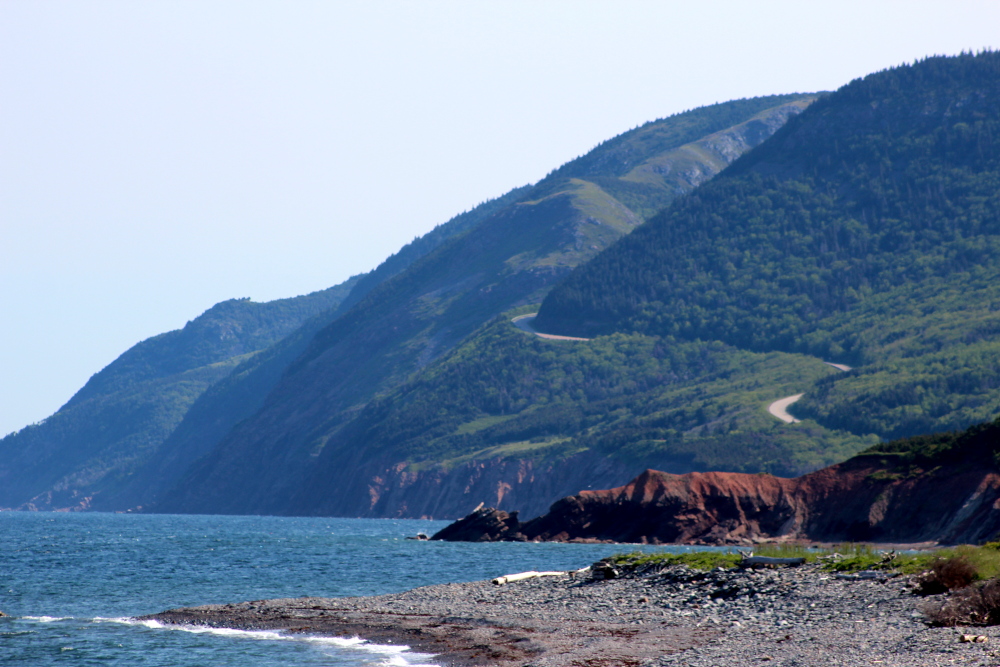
[143,562,1000,666]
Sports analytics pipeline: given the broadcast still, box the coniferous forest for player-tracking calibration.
[537,52,1000,441]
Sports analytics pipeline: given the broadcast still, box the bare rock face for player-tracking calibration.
[433,455,1000,545]
[519,470,801,545]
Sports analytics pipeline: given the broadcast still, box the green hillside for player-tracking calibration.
[333,186,532,314]
[309,314,874,483]
[100,185,531,511]
[0,183,538,512]
[0,284,356,510]
[155,95,815,516]
[536,52,1000,441]
[859,414,1000,471]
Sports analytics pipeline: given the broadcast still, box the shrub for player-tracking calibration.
[914,555,978,595]
[924,579,1000,626]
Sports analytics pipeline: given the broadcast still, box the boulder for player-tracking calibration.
[430,507,526,542]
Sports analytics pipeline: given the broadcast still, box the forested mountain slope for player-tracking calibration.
[334,186,533,314]
[98,186,530,511]
[0,182,534,512]
[289,54,1000,520]
[284,315,872,518]
[155,95,815,516]
[0,283,357,510]
[536,52,1000,441]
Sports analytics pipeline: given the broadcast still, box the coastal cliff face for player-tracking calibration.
[795,459,1000,544]
[292,449,641,520]
[518,464,1000,545]
[434,417,1000,544]
[521,470,801,544]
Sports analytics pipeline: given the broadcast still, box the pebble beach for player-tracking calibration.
[145,561,1000,666]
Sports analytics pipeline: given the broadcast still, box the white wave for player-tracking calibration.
[300,635,368,648]
[21,616,69,623]
[102,617,440,665]
[97,617,285,641]
[376,655,440,667]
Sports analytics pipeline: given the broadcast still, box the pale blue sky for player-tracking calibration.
[2,0,997,437]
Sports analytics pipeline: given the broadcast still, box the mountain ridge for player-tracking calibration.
[153,95,816,516]
[256,53,1000,520]
[535,51,1000,441]
[0,282,358,510]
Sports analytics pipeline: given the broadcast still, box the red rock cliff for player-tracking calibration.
[428,418,1000,544]
[462,453,1000,545]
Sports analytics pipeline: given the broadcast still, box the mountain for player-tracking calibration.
[153,94,816,516]
[97,186,531,511]
[279,316,872,519]
[275,53,1000,521]
[0,283,358,510]
[432,415,1000,546]
[536,52,1000,442]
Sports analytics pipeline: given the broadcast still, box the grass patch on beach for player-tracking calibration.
[821,544,1000,577]
[607,543,1000,576]
[608,551,742,571]
[936,544,1000,580]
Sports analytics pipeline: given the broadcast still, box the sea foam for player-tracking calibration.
[98,617,440,666]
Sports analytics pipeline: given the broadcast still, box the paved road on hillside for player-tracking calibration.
[510,314,850,425]
[511,314,591,341]
[768,394,805,423]
[767,363,853,424]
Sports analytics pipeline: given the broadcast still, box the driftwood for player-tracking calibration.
[835,570,888,580]
[740,556,806,568]
[491,571,566,585]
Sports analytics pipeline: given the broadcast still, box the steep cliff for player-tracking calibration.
[434,416,1000,545]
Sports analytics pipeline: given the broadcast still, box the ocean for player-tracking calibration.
[0,512,678,666]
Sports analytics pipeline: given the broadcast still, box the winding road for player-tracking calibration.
[767,363,853,424]
[767,394,805,423]
[510,314,850,425]
[511,314,590,341]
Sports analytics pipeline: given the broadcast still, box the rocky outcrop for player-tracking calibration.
[342,450,640,520]
[519,470,802,545]
[434,449,1000,545]
[430,507,526,542]
[245,448,643,520]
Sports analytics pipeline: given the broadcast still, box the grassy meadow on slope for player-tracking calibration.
[536,52,1000,442]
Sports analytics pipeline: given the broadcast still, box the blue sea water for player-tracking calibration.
[0,512,680,666]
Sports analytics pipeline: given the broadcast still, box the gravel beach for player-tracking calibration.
[145,562,1000,666]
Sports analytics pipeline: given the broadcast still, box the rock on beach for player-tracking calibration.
[144,562,1000,666]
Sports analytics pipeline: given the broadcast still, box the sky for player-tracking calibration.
[1,0,998,437]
